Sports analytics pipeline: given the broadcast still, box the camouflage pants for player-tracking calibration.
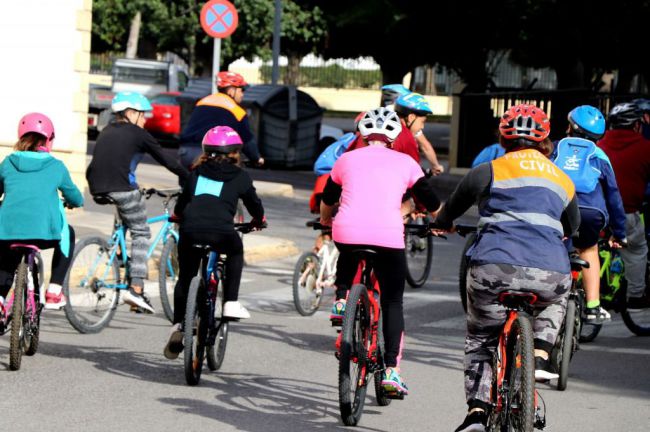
[464,263,570,406]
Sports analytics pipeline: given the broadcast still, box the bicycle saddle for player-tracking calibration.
[498,290,538,308]
[10,243,40,252]
[92,194,116,205]
[569,255,589,271]
[191,244,213,250]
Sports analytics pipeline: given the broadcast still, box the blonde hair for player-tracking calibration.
[14,133,45,152]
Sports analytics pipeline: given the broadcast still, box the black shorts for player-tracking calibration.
[573,207,606,249]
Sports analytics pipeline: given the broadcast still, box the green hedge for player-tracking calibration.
[260,64,382,89]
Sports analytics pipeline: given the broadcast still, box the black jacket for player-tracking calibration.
[86,122,188,195]
[174,160,264,234]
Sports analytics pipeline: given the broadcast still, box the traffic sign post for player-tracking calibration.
[200,0,239,93]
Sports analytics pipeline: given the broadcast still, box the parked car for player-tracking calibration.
[144,92,181,141]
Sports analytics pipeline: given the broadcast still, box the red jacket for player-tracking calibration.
[598,129,650,213]
[346,120,420,162]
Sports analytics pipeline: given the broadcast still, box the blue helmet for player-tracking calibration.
[111,91,153,113]
[395,92,433,117]
[567,105,606,140]
[380,84,411,107]
[632,98,650,113]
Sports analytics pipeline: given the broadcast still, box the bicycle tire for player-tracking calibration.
[458,232,476,313]
[24,259,41,356]
[556,298,577,391]
[63,236,120,334]
[339,283,370,426]
[292,252,322,316]
[404,215,433,288]
[184,276,207,385]
[507,315,536,432]
[206,321,229,371]
[579,322,603,343]
[9,260,27,370]
[159,236,179,323]
[373,314,391,407]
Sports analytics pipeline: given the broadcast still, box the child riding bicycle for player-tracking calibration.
[433,104,580,432]
[86,92,189,313]
[164,126,265,360]
[0,113,83,314]
[320,107,442,396]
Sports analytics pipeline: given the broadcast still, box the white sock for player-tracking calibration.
[48,283,63,295]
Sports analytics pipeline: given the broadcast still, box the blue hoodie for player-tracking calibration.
[0,152,83,250]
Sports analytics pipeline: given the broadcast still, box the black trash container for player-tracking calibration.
[242,85,323,168]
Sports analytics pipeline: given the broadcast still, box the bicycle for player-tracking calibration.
[579,234,650,341]
[404,213,434,288]
[333,221,434,426]
[0,244,45,370]
[292,220,339,316]
[63,188,181,333]
[183,222,265,386]
[452,224,545,431]
[550,254,588,391]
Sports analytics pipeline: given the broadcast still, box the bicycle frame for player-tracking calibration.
[598,243,624,303]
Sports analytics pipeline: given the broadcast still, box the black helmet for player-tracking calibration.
[608,102,641,129]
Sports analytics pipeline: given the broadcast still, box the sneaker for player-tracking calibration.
[122,286,155,314]
[535,356,559,381]
[584,306,611,324]
[381,367,409,395]
[163,323,183,360]
[330,299,346,322]
[454,411,488,432]
[627,296,650,312]
[45,290,67,310]
[223,301,250,319]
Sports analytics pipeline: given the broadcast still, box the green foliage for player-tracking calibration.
[259,64,381,89]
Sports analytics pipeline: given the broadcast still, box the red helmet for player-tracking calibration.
[216,71,249,89]
[499,104,550,142]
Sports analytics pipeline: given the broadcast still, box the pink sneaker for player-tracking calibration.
[45,291,66,310]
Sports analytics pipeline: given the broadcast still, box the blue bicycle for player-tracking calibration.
[63,188,181,333]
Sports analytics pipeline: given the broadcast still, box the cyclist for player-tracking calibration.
[0,113,83,313]
[164,126,265,360]
[553,105,627,323]
[179,71,264,169]
[598,102,650,311]
[432,104,580,432]
[320,107,442,396]
[86,92,189,313]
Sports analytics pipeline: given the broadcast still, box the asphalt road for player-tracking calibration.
[1,159,648,432]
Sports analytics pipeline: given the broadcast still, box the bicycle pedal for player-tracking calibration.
[330,319,342,327]
[534,415,546,430]
[386,391,405,400]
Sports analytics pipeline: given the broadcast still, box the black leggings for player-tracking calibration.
[0,226,76,299]
[334,242,407,367]
[173,231,244,324]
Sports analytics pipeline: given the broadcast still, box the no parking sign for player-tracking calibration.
[200,0,239,39]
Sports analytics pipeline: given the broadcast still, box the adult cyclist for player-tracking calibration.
[433,104,580,432]
[321,107,442,396]
[86,92,189,312]
[179,71,264,169]
[553,105,627,323]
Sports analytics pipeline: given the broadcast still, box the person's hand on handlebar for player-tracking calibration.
[609,236,627,249]
[250,216,267,231]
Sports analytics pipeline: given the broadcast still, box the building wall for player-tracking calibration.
[0,0,92,183]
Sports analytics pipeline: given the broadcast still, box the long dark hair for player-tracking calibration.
[190,151,240,170]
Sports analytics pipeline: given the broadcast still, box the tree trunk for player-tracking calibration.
[285,54,301,86]
[126,11,141,59]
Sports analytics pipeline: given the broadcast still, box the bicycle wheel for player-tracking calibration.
[159,236,179,323]
[63,236,120,334]
[339,283,370,426]
[373,314,391,407]
[9,260,27,370]
[292,252,322,316]
[184,276,208,385]
[24,260,41,356]
[458,232,476,313]
[555,298,577,391]
[620,281,650,336]
[404,215,433,288]
[207,286,229,371]
[506,315,535,432]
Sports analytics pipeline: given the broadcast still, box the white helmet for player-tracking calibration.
[357,107,402,143]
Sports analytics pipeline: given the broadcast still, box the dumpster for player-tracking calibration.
[242,85,323,168]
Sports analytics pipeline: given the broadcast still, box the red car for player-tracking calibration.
[144,92,181,140]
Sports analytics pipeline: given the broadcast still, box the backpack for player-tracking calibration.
[553,137,601,193]
[313,132,356,175]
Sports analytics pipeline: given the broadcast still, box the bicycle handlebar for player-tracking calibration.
[142,187,182,200]
[234,221,267,234]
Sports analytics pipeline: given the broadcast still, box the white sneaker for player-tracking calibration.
[122,287,155,314]
[223,301,250,319]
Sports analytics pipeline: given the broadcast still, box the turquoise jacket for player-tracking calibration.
[0,152,83,252]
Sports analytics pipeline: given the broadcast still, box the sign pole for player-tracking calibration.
[212,37,221,94]
[271,0,281,85]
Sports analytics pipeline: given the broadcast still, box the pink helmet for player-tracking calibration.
[18,112,55,152]
[201,126,243,154]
